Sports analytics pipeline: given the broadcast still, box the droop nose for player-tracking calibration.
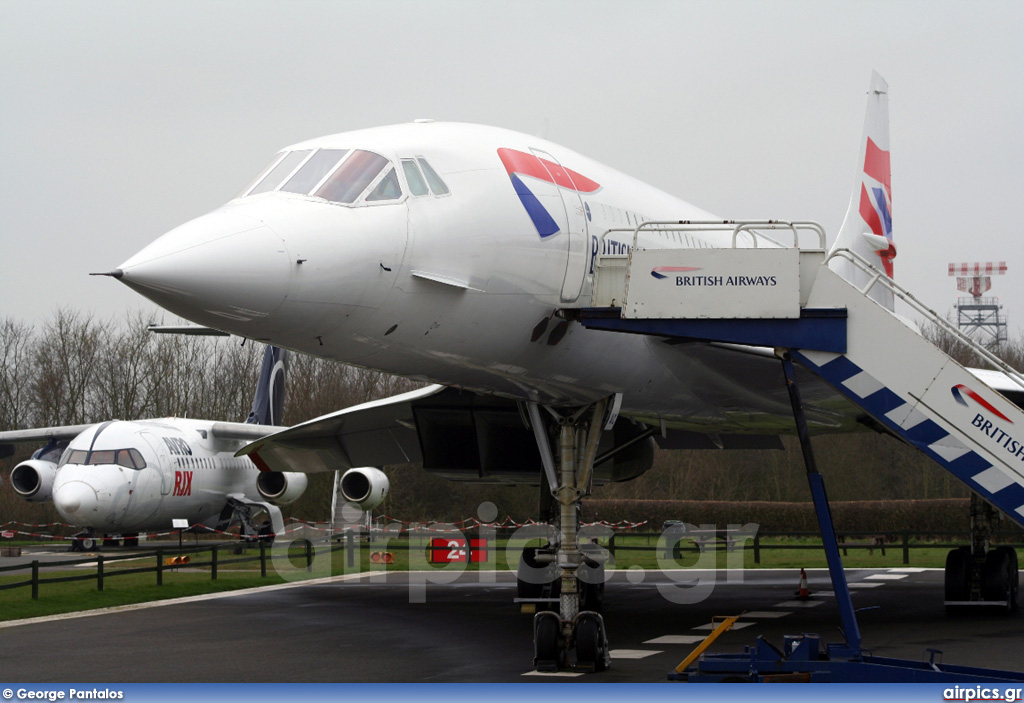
[114,209,291,324]
[53,480,98,518]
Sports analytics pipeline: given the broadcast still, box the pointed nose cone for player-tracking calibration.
[117,208,292,327]
[53,481,97,519]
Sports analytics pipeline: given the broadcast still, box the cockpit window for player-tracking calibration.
[402,159,429,196]
[248,150,313,196]
[59,447,146,469]
[62,449,87,467]
[89,450,116,465]
[365,167,402,201]
[119,449,147,469]
[314,150,389,204]
[280,149,349,195]
[417,157,450,195]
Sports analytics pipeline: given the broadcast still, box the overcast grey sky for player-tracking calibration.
[2,0,1022,339]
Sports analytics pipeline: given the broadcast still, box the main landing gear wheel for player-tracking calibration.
[944,546,972,608]
[574,611,610,672]
[997,545,1020,611]
[982,548,1017,611]
[72,534,98,552]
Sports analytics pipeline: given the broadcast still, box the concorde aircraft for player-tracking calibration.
[101,73,1024,670]
[1,345,389,550]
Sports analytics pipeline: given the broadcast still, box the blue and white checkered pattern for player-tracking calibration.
[793,351,1024,521]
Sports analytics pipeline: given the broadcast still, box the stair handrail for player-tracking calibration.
[622,219,826,252]
[826,247,1024,391]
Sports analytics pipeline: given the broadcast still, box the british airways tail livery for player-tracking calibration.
[829,70,896,309]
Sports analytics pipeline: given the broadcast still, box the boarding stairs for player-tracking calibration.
[580,220,1024,531]
[572,220,1024,681]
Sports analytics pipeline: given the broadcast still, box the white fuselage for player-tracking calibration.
[53,419,264,533]
[117,122,854,434]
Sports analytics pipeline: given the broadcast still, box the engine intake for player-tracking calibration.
[11,460,58,503]
[339,467,389,510]
[256,471,308,505]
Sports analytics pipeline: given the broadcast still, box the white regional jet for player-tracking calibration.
[0,346,345,550]
[101,73,1023,669]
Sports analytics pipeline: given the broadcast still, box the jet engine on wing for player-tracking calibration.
[339,467,389,510]
[255,470,309,506]
[10,459,58,502]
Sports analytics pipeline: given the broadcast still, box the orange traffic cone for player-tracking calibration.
[795,568,811,599]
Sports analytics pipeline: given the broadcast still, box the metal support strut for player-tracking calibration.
[779,350,862,657]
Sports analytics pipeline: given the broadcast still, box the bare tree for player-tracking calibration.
[0,319,34,431]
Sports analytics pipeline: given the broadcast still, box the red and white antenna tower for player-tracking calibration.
[947,261,1008,346]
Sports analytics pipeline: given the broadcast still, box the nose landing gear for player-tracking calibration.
[526,398,613,672]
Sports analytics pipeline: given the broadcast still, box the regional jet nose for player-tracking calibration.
[53,480,97,518]
[114,208,291,326]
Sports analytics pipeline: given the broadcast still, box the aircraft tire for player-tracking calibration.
[533,611,563,672]
[574,612,609,672]
[944,547,972,604]
[981,549,1011,609]
[79,536,98,552]
[996,546,1020,611]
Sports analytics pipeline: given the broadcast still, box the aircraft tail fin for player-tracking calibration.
[246,346,289,426]
[828,71,896,311]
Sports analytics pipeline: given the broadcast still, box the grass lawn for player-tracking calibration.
[1,535,1012,623]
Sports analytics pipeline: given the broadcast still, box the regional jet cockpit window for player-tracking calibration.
[59,448,147,469]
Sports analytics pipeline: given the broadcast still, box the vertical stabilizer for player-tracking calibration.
[828,71,896,310]
[246,346,289,426]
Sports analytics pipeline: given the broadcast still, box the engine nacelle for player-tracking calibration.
[339,467,389,510]
[11,459,59,503]
[256,471,308,506]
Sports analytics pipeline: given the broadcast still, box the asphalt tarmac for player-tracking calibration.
[2,565,1023,682]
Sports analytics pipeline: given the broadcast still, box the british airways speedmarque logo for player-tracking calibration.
[952,384,1012,423]
[651,266,702,280]
[498,148,600,239]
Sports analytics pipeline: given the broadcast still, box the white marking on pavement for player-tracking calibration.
[610,649,662,659]
[644,635,706,645]
[692,621,754,630]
